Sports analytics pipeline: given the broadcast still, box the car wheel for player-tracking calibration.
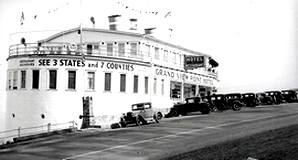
[135,117,141,126]
[201,106,210,114]
[232,103,241,111]
[170,110,179,117]
[120,121,126,128]
[139,116,147,125]
[156,112,163,120]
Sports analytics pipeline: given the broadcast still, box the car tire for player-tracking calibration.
[201,107,210,114]
[139,116,147,125]
[120,121,126,128]
[135,117,141,126]
[154,115,160,123]
[156,112,163,120]
[171,110,179,117]
[232,103,241,111]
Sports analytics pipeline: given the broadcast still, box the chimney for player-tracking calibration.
[129,18,137,31]
[108,15,121,31]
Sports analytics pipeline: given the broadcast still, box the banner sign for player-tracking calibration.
[184,56,205,70]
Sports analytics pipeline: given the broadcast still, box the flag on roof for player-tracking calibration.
[20,11,25,25]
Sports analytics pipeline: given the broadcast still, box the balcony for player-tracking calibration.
[8,42,151,62]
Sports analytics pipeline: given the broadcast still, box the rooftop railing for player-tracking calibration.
[8,43,218,79]
[8,42,151,62]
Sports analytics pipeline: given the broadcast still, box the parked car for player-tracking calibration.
[225,93,245,109]
[201,96,218,112]
[120,102,160,127]
[281,90,298,103]
[256,93,274,105]
[242,93,259,107]
[165,97,210,117]
[265,91,284,104]
[208,94,242,111]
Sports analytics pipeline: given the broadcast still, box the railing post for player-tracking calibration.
[17,127,21,138]
[47,123,51,133]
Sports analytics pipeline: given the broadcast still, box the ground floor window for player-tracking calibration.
[21,70,26,89]
[87,72,95,90]
[120,74,126,92]
[104,72,111,91]
[184,83,196,98]
[153,78,157,94]
[199,86,212,97]
[32,70,40,89]
[133,75,138,93]
[13,71,18,89]
[68,70,76,90]
[170,81,182,99]
[161,79,165,95]
[7,71,12,90]
[144,76,149,94]
[49,70,57,89]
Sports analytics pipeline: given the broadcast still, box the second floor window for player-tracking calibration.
[87,44,92,55]
[107,43,113,56]
[130,42,137,56]
[155,47,159,60]
[163,50,168,62]
[118,43,125,56]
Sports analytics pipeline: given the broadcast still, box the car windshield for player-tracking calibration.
[132,103,151,110]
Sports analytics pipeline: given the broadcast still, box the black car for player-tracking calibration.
[120,102,160,127]
[165,97,210,117]
[256,93,274,105]
[265,91,284,104]
[281,90,298,103]
[242,93,259,107]
[225,93,245,109]
[208,94,242,111]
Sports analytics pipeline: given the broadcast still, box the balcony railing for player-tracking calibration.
[8,42,151,62]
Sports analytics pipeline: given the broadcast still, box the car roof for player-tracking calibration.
[132,102,151,106]
[225,93,242,96]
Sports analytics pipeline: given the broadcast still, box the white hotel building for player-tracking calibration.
[6,19,219,130]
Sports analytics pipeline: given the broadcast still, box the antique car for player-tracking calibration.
[281,90,298,103]
[208,94,242,111]
[242,93,259,107]
[225,93,245,109]
[165,97,210,117]
[120,102,160,127]
[256,93,274,105]
[265,91,284,104]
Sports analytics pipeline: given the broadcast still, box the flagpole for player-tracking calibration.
[79,0,84,58]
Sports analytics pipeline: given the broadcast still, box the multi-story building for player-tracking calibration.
[6,24,219,131]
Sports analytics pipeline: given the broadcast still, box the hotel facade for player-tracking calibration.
[6,26,219,130]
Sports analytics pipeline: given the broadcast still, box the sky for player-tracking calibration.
[0,0,297,130]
